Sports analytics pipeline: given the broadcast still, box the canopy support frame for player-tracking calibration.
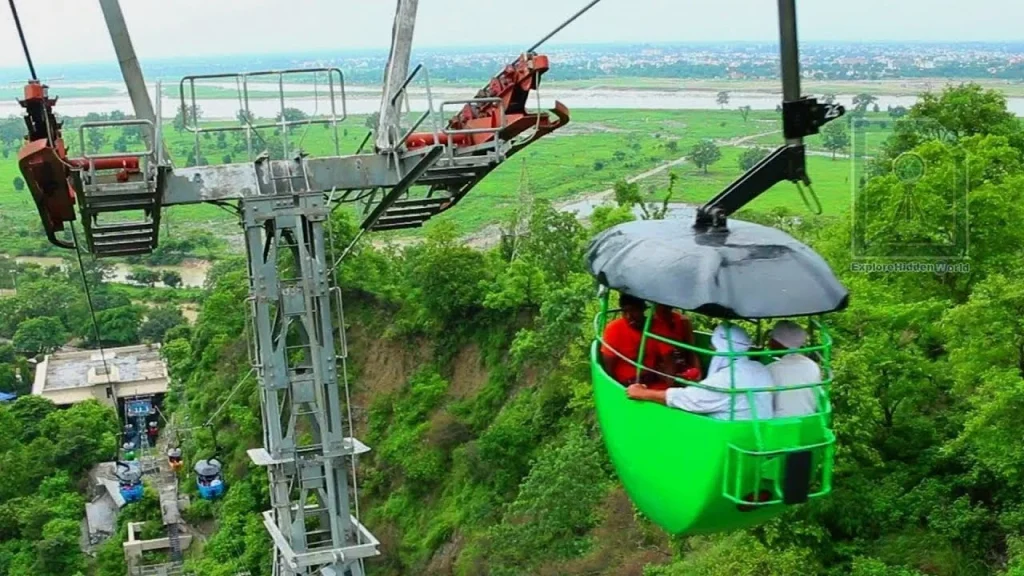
[695,0,846,229]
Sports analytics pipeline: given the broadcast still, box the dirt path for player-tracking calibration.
[459,129,784,249]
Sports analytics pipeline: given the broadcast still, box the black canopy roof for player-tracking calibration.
[585,215,849,319]
[194,458,222,477]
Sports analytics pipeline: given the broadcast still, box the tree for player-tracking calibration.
[36,518,87,574]
[222,153,233,164]
[689,139,721,173]
[13,317,67,356]
[821,120,850,159]
[12,177,24,191]
[174,104,203,132]
[86,129,107,154]
[364,111,380,130]
[612,173,676,221]
[276,107,308,124]
[0,116,23,150]
[738,147,770,171]
[889,105,909,119]
[716,91,730,109]
[108,110,126,121]
[873,102,881,113]
[95,306,144,346]
[738,105,752,122]
[853,93,878,115]
[160,270,182,288]
[128,267,159,287]
[139,305,186,343]
[666,140,679,153]
[236,109,255,125]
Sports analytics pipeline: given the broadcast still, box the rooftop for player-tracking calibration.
[36,344,166,392]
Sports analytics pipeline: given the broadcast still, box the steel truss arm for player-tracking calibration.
[161,150,443,205]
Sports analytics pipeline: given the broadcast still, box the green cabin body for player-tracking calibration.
[590,294,837,535]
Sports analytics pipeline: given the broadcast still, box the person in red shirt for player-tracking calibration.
[651,304,702,382]
[600,293,670,387]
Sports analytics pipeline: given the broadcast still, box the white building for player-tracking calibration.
[32,344,168,407]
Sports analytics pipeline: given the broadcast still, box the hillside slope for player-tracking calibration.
[162,85,1024,576]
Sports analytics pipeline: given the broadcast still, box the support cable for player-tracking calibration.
[70,224,114,388]
[7,0,37,80]
[327,199,365,574]
[8,1,112,387]
[527,0,604,53]
[203,367,255,428]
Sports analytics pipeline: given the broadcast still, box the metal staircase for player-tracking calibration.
[167,522,183,563]
[357,57,568,233]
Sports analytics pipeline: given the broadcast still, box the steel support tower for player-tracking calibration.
[18,0,572,572]
[84,2,489,575]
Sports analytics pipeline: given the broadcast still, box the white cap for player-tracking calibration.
[770,320,808,350]
[710,323,752,352]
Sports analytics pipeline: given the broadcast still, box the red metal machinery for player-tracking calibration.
[404,52,570,153]
[16,80,140,248]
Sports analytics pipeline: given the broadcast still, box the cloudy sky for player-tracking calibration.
[1,0,1021,69]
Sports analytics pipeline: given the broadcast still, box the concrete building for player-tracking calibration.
[32,344,168,407]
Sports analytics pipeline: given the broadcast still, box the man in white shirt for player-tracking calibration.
[626,323,774,421]
[766,320,822,418]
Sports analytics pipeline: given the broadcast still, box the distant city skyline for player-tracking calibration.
[1,0,1023,70]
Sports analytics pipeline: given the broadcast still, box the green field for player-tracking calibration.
[0,106,872,255]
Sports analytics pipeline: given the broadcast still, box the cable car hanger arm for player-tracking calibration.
[695,0,845,229]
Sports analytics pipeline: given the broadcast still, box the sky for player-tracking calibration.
[1,0,1023,69]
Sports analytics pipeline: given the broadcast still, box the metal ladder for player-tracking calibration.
[75,118,164,256]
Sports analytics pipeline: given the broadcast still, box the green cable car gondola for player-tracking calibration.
[585,0,849,536]
[587,216,848,535]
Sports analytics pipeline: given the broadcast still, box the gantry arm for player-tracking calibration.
[376,0,419,152]
[97,0,171,163]
[695,0,845,228]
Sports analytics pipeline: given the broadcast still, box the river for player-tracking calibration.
[3,83,1024,118]
[10,256,211,288]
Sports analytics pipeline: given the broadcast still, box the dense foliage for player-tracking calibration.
[152,82,1024,576]
[0,257,189,356]
[0,396,119,576]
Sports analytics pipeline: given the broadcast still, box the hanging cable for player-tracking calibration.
[527,0,604,53]
[7,0,37,80]
[70,223,114,386]
[203,367,255,428]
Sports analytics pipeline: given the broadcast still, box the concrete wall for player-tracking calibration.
[123,522,192,563]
